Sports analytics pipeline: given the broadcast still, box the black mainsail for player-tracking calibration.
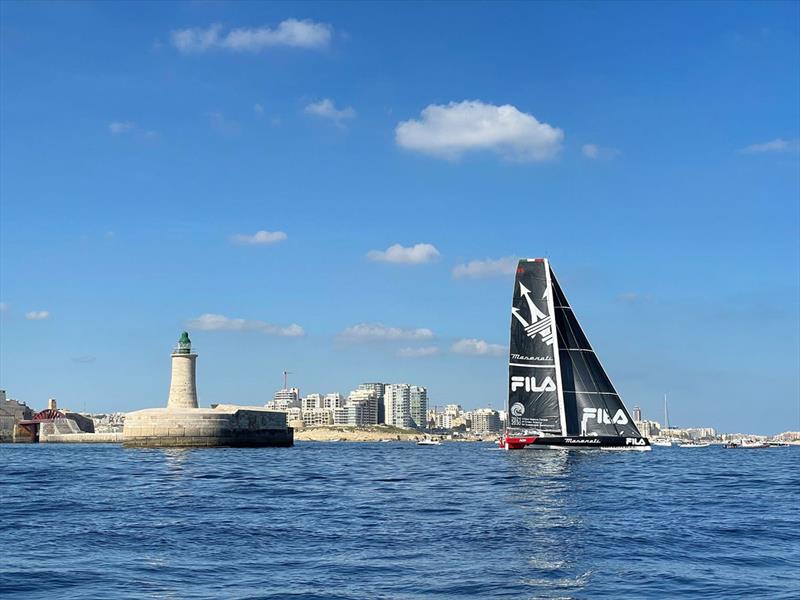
[505,258,647,449]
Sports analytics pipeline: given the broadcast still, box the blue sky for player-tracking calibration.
[1,1,798,434]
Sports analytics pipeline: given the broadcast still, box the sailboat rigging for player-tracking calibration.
[500,258,651,451]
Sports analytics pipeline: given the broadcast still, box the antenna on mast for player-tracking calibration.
[283,370,293,390]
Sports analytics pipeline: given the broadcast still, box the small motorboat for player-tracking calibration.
[725,439,769,449]
[651,438,674,447]
[417,438,441,446]
[679,441,711,448]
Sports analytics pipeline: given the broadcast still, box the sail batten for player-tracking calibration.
[508,259,642,439]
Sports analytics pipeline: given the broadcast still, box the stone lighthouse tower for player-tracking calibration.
[167,331,198,409]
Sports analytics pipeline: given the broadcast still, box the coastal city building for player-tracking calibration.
[409,386,428,429]
[302,393,323,412]
[267,387,301,411]
[357,383,385,423]
[472,408,501,434]
[346,389,378,425]
[324,393,344,410]
[384,384,412,428]
[302,407,334,427]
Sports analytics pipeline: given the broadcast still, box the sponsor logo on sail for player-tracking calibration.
[581,407,629,433]
[510,375,557,393]
[510,402,525,417]
[511,282,554,346]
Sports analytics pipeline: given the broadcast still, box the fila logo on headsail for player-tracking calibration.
[581,407,629,432]
[511,282,554,346]
[511,376,557,393]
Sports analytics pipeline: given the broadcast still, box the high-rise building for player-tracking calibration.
[633,406,642,422]
[358,383,385,423]
[347,389,378,425]
[473,408,501,434]
[268,387,300,411]
[384,384,412,428]
[409,386,428,429]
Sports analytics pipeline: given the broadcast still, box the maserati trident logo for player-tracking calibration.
[510,402,525,417]
[510,375,557,393]
[511,282,554,346]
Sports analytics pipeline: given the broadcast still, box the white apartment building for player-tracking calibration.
[302,407,333,427]
[302,393,323,412]
[358,383,385,423]
[267,387,300,411]
[384,384,412,429]
[324,393,344,410]
[409,386,428,430]
[347,389,378,425]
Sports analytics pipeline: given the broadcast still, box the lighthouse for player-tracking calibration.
[167,331,199,409]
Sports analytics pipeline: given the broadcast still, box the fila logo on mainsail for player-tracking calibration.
[581,407,629,432]
[510,375,557,393]
[511,282,554,346]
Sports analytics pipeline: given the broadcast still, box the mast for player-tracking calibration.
[664,393,670,430]
[544,260,567,435]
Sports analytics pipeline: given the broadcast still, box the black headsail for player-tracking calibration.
[548,264,642,437]
[508,259,564,433]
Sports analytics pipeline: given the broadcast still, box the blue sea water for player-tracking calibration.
[0,442,798,599]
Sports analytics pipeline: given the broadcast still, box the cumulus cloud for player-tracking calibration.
[451,338,504,357]
[304,99,356,126]
[453,256,517,279]
[187,313,304,337]
[367,243,440,264]
[582,143,620,160]
[739,138,799,154]
[231,230,287,245]
[340,323,434,343]
[395,100,563,161]
[171,19,332,54]
[25,310,50,321]
[397,346,440,358]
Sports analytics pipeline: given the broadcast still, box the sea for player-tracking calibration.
[0,442,798,599]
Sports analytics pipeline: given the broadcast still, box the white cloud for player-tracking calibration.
[397,346,440,358]
[340,323,434,343]
[108,121,158,139]
[25,310,50,321]
[367,243,440,264]
[187,313,304,337]
[171,19,332,54]
[109,121,135,134]
[231,230,287,245]
[739,138,799,154]
[453,256,517,279]
[618,292,653,304]
[395,100,563,161]
[208,111,240,136]
[304,99,356,126]
[451,338,504,357]
[582,143,620,160]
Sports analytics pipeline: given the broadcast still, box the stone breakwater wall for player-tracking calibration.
[123,406,293,448]
[40,432,124,443]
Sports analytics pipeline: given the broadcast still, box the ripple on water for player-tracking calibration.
[0,443,798,599]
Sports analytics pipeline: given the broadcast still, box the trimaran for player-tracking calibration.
[500,258,651,451]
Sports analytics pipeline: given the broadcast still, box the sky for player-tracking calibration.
[1,1,798,434]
